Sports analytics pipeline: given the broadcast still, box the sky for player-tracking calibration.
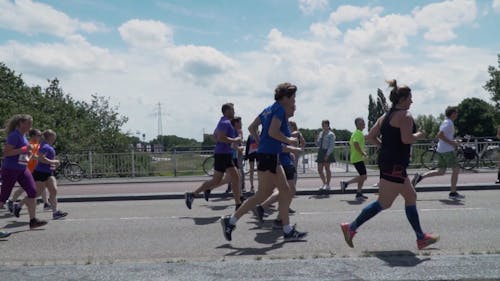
[0,0,499,141]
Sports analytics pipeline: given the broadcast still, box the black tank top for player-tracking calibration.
[378,108,416,167]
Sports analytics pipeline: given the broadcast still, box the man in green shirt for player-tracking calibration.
[341,117,368,200]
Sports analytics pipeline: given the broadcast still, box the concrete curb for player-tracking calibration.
[57,183,500,203]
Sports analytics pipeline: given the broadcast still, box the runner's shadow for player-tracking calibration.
[205,205,232,211]
[209,196,233,203]
[340,199,365,205]
[179,216,221,225]
[308,193,331,199]
[438,199,465,206]
[3,221,29,229]
[366,250,431,267]
[217,242,285,256]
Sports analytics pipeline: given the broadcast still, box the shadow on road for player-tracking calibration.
[216,241,286,256]
[3,221,29,229]
[438,199,465,206]
[179,216,221,225]
[307,194,331,200]
[340,199,366,205]
[366,250,431,267]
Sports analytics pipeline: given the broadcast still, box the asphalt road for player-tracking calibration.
[1,189,499,280]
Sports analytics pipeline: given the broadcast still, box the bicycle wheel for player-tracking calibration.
[420,149,439,170]
[456,151,478,171]
[202,156,214,176]
[63,163,84,182]
[481,148,497,169]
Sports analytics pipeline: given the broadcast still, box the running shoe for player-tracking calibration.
[13,204,21,218]
[29,218,48,229]
[272,219,283,230]
[220,215,235,241]
[449,192,465,200]
[355,193,368,200]
[203,189,211,202]
[318,184,325,191]
[0,231,11,238]
[411,173,422,187]
[43,203,52,210]
[324,184,331,191]
[283,226,308,242]
[251,205,265,222]
[235,203,242,211]
[417,233,440,250]
[340,181,348,193]
[340,222,356,248]
[184,192,194,209]
[53,210,68,220]
[288,207,296,214]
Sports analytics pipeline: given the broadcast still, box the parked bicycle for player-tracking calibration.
[202,155,250,176]
[420,136,498,171]
[54,154,84,182]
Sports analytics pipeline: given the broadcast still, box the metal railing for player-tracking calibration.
[58,138,500,178]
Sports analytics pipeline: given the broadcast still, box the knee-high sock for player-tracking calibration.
[350,201,382,231]
[405,205,424,240]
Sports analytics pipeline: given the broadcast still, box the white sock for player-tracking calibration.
[229,215,238,225]
[283,224,293,234]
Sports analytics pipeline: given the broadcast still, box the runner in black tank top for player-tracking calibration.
[340,79,439,250]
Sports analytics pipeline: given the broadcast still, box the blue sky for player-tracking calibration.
[1,0,499,140]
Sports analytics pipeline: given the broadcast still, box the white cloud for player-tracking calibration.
[298,0,328,14]
[0,0,495,140]
[413,0,477,42]
[493,0,500,13]
[0,0,104,37]
[119,19,174,49]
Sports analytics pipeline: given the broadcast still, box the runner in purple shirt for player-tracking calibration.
[184,103,243,210]
[0,114,47,229]
[32,129,68,220]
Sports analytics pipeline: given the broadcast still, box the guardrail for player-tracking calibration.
[57,139,499,178]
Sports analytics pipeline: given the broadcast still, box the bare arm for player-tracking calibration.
[38,154,60,165]
[215,130,240,144]
[248,116,261,145]
[400,112,424,144]
[3,143,31,157]
[367,116,383,148]
[269,116,296,146]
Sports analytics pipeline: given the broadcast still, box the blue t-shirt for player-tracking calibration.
[2,130,29,170]
[257,102,287,154]
[213,117,236,154]
[35,142,56,173]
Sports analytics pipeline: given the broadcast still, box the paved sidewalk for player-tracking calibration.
[52,169,500,202]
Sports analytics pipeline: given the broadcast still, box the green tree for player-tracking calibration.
[368,89,388,130]
[152,135,200,151]
[483,54,500,114]
[456,98,496,137]
[414,114,444,139]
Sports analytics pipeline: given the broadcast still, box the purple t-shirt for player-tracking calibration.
[213,117,236,154]
[35,142,56,173]
[2,130,29,170]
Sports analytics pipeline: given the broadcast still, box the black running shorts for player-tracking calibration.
[353,161,367,176]
[214,153,235,173]
[257,153,278,174]
[32,170,53,182]
[379,163,407,184]
[283,165,297,180]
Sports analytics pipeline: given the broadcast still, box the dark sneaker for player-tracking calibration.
[7,200,13,214]
[283,226,308,242]
[240,196,246,203]
[340,181,348,193]
[272,219,283,230]
[449,192,465,200]
[53,210,68,220]
[44,203,52,210]
[203,189,211,202]
[224,185,231,194]
[13,204,21,218]
[235,203,242,211]
[417,233,440,250]
[220,215,235,241]
[0,231,11,238]
[411,173,422,187]
[29,218,48,229]
[355,193,368,200]
[341,222,356,248]
[185,192,194,209]
[251,205,265,222]
[288,207,296,214]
